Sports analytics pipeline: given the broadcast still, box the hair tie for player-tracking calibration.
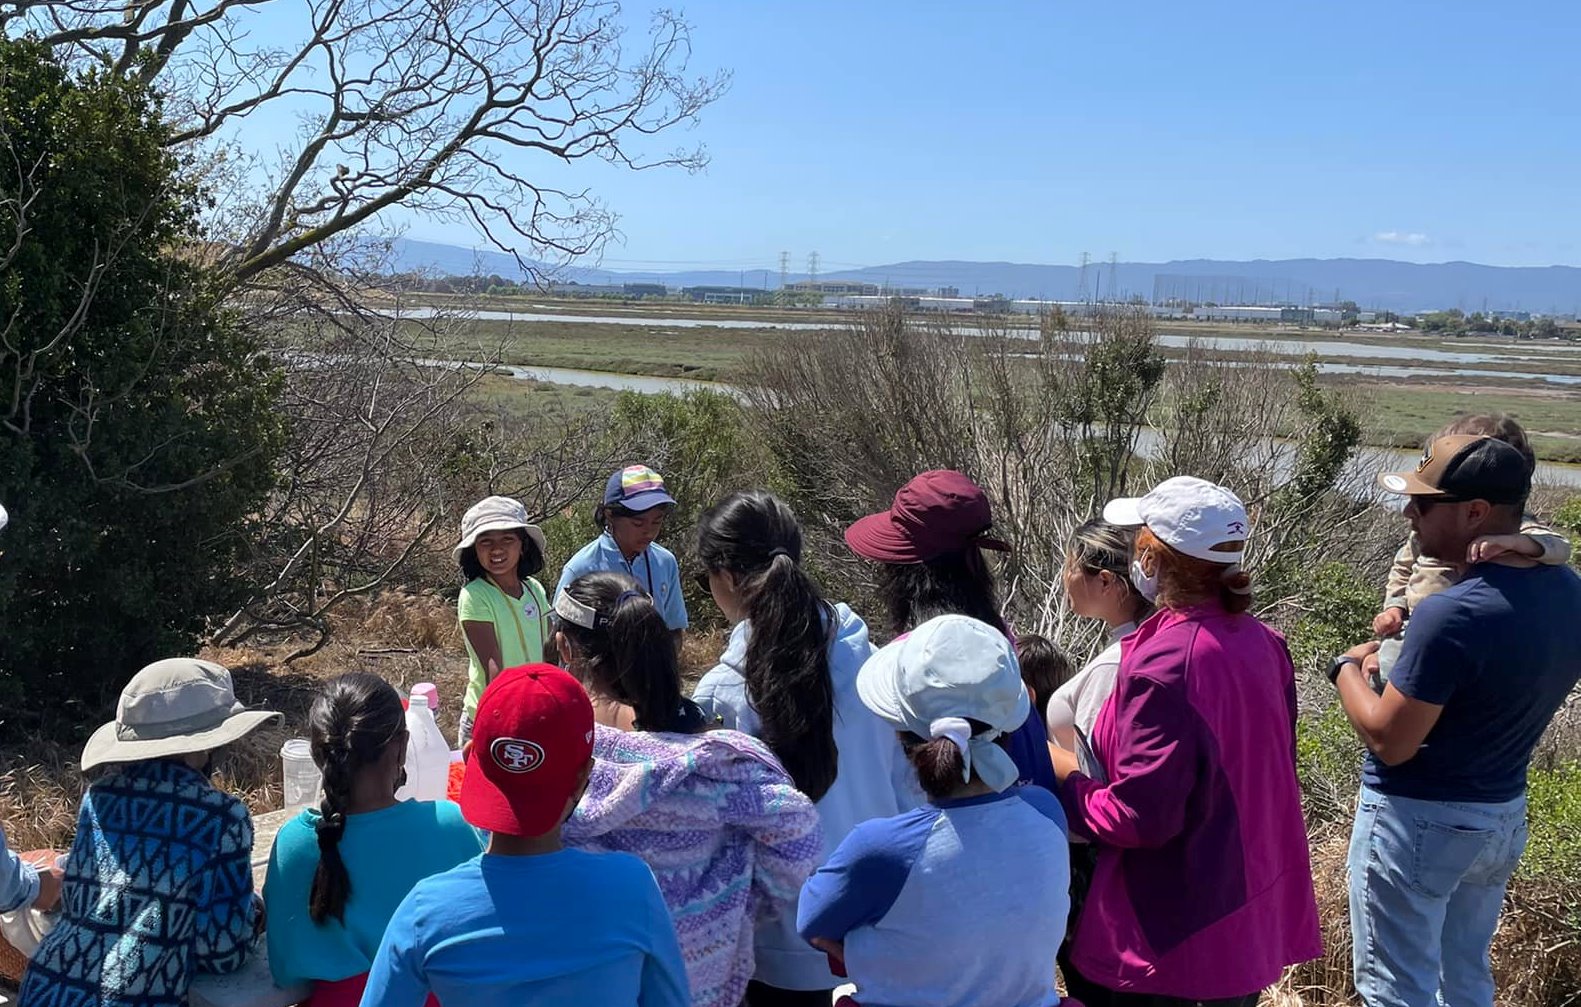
[768,547,793,561]
[1222,563,1254,595]
[317,812,345,833]
[928,717,975,782]
[614,589,642,608]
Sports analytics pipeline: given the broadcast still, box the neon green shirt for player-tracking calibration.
[457,576,550,716]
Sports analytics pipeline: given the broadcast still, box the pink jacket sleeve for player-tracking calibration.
[1060,638,1200,849]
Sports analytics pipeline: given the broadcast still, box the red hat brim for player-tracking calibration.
[458,744,568,838]
[844,511,1010,564]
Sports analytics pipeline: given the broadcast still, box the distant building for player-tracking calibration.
[788,280,880,296]
[682,285,768,305]
[622,283,668,298]
[547,282,624,297]
[1191,305,1286,323]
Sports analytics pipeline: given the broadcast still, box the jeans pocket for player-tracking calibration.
[1410,819,1496,898]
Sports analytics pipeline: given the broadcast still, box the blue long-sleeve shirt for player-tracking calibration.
[798,788,1070,1007]
[361,849,688,1007]
[20,760,258,1007]
[0,823,40,912]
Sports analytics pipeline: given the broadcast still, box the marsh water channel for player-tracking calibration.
[468,361,1581,490]
[384,307,1581,387]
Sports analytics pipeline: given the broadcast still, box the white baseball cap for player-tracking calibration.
[1102,476,1249,565]
[856,614,1029,793]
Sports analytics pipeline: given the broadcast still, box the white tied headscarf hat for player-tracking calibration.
[856,614,1030,793]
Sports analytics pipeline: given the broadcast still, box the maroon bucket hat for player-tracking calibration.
[844,470,1011,564]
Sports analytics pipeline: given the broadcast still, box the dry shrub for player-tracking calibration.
[1281,829,1358,1004]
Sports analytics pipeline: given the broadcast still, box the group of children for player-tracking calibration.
[2,412,1571,1007]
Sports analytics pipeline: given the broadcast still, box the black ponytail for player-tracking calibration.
[696,491,839,802]
[307,673,405,925]
[561,572,706,734]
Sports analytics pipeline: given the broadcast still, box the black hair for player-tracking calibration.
[307,673,406,924]
[458,527,544,582]
[899,720,1003,801]
[560,571,707,734]
[695,491,839,802]
[593,501,675,532]
[1067,518,1155,625]
[1015,634,1075,722]
[877,547,1009,639]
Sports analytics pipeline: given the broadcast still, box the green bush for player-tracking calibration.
[546,389,775,627]
[1556,496,1581,557]
[0,40,282,730]
[1282,562,1380,677]
[1522,761,1581,883]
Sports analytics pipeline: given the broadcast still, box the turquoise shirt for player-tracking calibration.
[556,532,689,630]
[264,800,483,987]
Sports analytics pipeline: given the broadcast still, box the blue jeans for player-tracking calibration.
[1348,784,1528,1007]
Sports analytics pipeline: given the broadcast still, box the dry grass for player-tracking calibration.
[0,594,730,852]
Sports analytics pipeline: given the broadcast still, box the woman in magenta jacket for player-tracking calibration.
[1049,477,1321,1007]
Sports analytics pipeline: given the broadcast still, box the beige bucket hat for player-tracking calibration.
[452,496,547,562]
[81,658,281,772]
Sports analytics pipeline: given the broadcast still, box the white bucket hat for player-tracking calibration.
[81,659,281,772]
[856,614,1029,793]
[453,496,547,564]
[1102,476,1249,564]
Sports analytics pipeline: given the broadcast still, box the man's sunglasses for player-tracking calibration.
[1410,495,1468,514]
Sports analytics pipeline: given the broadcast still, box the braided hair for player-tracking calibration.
[307,673,406,924]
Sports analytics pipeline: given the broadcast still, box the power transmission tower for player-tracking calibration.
[1107,252,1118,303]
[778,251,790,304]
[1077,251,1091,301]
[807,251,819,288]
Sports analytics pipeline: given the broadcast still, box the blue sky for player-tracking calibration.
[300,1,1581,270]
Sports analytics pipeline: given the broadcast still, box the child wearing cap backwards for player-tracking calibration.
[556,571,823,1007]
[21,659,279,1007]
[556,464,688,642]
[797,614,1071,1007]
[361,664,689,1007]
[1048,477,1320,1007]
[454,496,553,745]
[844,470,1059,795]
[1372,413,1569,640]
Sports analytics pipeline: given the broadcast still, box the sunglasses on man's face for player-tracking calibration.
[1410,495,1468,515]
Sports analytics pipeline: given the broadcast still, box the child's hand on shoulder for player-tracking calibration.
[1467,534,1541,565]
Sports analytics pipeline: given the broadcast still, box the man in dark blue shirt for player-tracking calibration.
[1331,434,1581,1007]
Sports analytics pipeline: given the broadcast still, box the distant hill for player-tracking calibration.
[390,240,1581,314]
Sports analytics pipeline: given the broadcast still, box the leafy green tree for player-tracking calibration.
[0,40,283,730]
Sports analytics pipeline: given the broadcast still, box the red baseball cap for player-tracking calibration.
[459,664,595,837]
[844,470,1010,564]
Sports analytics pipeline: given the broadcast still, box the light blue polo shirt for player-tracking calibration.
[555,532,689,630]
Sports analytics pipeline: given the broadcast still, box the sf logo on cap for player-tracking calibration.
[490,737,546,774]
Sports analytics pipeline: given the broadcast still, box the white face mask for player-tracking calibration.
[1130,558,1160,602]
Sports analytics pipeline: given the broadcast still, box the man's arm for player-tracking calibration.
[0,825,41,913]
[1333,642,1445,766]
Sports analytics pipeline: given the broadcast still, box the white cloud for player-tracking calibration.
[1372,231,1432,246]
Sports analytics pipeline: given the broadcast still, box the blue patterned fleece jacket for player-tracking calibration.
[20,759,259,1007]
